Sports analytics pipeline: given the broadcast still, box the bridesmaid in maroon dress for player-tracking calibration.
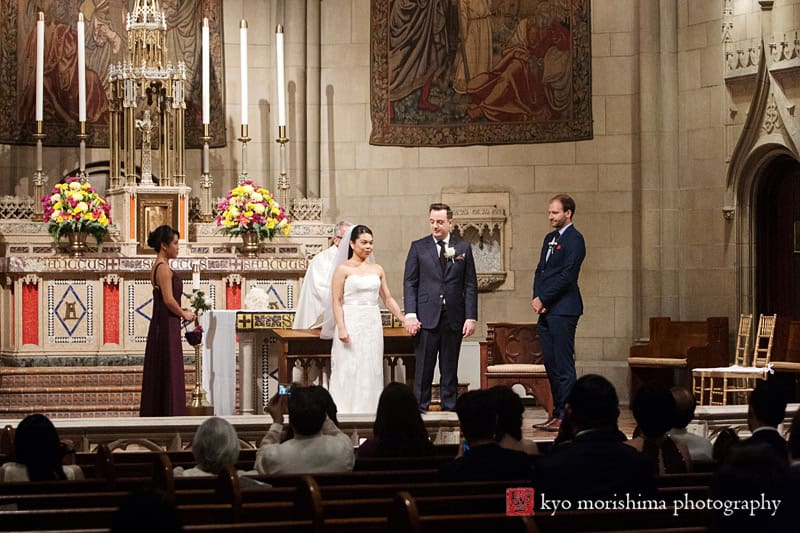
[139,226,196,417]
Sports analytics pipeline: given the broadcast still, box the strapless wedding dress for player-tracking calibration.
[328,274,384,413]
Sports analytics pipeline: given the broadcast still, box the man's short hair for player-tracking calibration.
[789,407,800,460]
[288,386,327,436]
[429,203,453,220]
[455,389,496,443]
[671,386,697,429]
[749,380,787,427]
[567,374,619,429]
[550,194,576,217]
[334,221,353,237]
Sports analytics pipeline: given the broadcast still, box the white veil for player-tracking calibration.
[320,225,356,339]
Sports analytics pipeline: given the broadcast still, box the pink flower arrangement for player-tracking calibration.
[215,180,290,240]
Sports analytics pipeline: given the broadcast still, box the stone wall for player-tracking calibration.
[0,0,755,401]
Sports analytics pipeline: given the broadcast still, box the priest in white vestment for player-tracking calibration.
[293,221,352,329]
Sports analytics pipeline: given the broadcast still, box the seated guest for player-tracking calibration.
[712,427,740,464]
[0,414,83,482]
[535,375,657,499]
[358,382,434,458]
[111,488,182,533]
[712,442,795,532]
[626,384,691,474]
[310,385,340,427]
[255,386,354,475]
[174,417,260,483]
[790,407,800,473]
[489,385,539,455]
[669,386,713,462]
[736,379,788,466]
[438,389,534,482]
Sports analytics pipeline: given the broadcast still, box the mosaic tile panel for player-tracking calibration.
[46,280,94,345]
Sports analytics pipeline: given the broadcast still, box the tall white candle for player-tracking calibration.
[77,13,86,122]
[240,20,248,126]
[202,18,210,125]
[276,25,286,127]
[35,12,44,122]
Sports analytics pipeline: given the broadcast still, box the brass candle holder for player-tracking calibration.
[276,125,289,209]
[237,124,251,185]
[198,124,214,222]
[77,121,88,184]
[31,120,48,221]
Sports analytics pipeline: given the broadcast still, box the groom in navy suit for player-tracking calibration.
[404,203,478,411]
[531,194,586,432]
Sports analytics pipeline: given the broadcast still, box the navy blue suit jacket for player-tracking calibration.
[403,235,478,330]
[532,225,585,316]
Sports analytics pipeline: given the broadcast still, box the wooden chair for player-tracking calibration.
[479,323,553,418]
[692,314,776,405]
[692,314,752,404]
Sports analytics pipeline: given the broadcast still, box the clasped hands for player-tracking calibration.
[404,317,476,338]
[531,297,548,315]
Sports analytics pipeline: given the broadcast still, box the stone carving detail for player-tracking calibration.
[762,95,782,134]
[102,274,122,286]
[0,196,35,219]
[290,198,323,221]
[724,39,762,77]
[224,274,242,287]
[450,206,508,292]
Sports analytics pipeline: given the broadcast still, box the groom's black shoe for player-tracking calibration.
[532,417,556,429]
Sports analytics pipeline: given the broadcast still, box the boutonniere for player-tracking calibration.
[444,246,456,260]
[548,237,558,252]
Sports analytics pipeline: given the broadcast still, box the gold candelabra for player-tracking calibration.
[187,263,213,415]
[77,121,88,184]
[276,125,289,208]
[31,121,47,221]
[238,124,251,185]
[199,124,214,222]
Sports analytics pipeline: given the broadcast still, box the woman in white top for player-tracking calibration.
[0,414,83,482]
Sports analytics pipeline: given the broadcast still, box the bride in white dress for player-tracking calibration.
[322,225,405,413]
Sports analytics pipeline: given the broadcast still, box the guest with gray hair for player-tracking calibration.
[175,417,260,483]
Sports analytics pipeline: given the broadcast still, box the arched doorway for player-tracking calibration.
[755,155,800,320]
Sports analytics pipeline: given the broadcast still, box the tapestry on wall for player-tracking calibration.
[0,0,226,148]
[369,0,592,147]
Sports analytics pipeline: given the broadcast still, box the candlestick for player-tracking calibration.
[276,25,286,127]
[202,18,210,125]
[240,20,248,126]
[199,124,214,222]
[31,122,47,221]
[77,13,86,123]
[192,262,201,291]
[35,12,44,122]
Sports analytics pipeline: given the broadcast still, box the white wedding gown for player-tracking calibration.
[328,274,384,414]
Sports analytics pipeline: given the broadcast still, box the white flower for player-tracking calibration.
[251,192,263,202]
[71,191,84,202]
[242,184,255,194]
[50,193,61,203]
[68,181,82,191]
[444,246,456,259]
[252,203,266,214]
[74,201,88,213]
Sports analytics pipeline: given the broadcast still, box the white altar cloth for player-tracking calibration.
[200,310,237,416]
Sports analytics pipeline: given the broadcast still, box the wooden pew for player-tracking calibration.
[628,317,728,403]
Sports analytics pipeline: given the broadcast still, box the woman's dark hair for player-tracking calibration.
[147,225,179,253]
[347,225,372,259]
[489,385,524,441]
[632,383,676,439]
[14,414,67,481]
[372,382,433,457]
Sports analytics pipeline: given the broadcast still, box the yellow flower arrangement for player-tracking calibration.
[41,178,111,244]
[215,180,290,239]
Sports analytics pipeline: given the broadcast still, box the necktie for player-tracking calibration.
[437,240,447,273]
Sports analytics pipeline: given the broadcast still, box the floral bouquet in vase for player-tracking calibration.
[215,180,290,256]
[41,177,112,253]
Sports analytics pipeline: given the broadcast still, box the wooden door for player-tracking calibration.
[756,155,800,320]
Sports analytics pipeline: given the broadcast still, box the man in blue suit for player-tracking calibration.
[404,203,478,412]
[531,194,586,432]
